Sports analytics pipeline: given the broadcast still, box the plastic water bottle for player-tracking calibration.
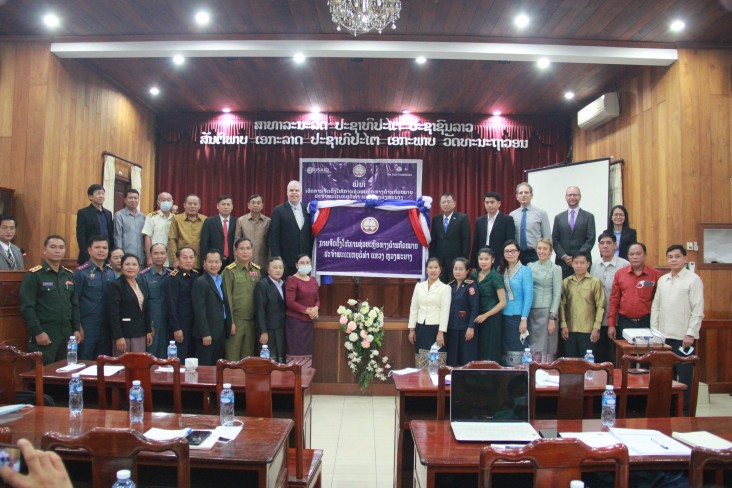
[522,348,532,370]
[601,385,616,427]
[427,344,439,375]
[69,373,83,414]
[570,481,585,488]
[111,469,136,488]
[220,383,235,426]
[129,380,144,423]
[167,340,177,360]
[67,336,78,365]
[260,345,270,359]
[584,349,595,381]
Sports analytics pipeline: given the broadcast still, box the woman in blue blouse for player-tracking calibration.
[500,240,534,367]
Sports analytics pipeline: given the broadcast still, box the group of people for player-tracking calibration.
[13,180,321,368]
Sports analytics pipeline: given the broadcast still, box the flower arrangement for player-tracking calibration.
[338,298,391,391]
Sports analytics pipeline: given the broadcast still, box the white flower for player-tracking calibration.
[337,305,347,315]
[347,298,358,306]
[348,332,358,342]
[344,342,353,350]
[371,350,379,357]
[364,318,374,327]
[367,334,374,342]
[368,309,378,319]
[359,304,369,314]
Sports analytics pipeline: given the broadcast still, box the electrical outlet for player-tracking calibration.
[688,262,696,273]
[686,242,693,250]
[693,242,698,251]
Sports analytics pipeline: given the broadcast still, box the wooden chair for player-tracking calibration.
[529,358,613,420]
[97,352,181,414]
[0,427,10,443]
[619,351,699,418]
[436,361,502,420]
[689,446,732,487]
[0,344,44,406]
[42,427,189,487]
[216,357,322,488]
[478,438,629,488]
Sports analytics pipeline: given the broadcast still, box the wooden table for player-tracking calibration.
[411,417,732,488]
[0,406,292,488]
[613,339,672,367]
[392,369,686,488]
[20,361,315,448]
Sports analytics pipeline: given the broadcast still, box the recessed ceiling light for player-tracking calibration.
[222,107,231,113]
[564,91,575,100]
[492,111,502,116]
[670,20,685,32]
[149,87,160,96]
[43,13,60,28]
[195,11,210,25]
[293,53,306,64]
[172,55,185,65]
[537,58,551,69]
[401,110,411,114]
[311,106,321,114]
[514,14,529,29]
[415,56,427,64]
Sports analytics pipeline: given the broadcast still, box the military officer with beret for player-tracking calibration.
[73,235,116,360]
[139,243,170,358]
[222,238,261,360]
[164,246,199,360]
[20,235,81,365]
[446,257,480,367]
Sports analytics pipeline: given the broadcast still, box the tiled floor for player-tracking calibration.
[311,391,732,488]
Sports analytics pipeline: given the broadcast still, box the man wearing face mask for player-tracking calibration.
[142,192,175,267]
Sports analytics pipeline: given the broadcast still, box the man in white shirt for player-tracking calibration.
[651,244,704,414]
[142,192,174,267]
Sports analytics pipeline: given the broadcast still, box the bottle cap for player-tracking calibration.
[170,340,175,344]
[263,345,268,349]
[117,469,131,480]
[69,336,75,340]
[71,373,80,379]
[223,383,232,389]
[586,349,592,353]
[524,348,531,352]
[570,481,584,488]
[605,385,614,390]
[132,380,141,386]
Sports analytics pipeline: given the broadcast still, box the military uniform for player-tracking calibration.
[139,265,170,358]
[446,279,480,367]
[164,267,199,360]
[222,260,261,360]
[73,261,116,360]
[142,210,173,266]
[20,261,80,365]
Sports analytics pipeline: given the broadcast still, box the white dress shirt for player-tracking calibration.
[650,268,704,340]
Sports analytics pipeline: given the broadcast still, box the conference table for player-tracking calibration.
[0,405,292,488]
[20,361,315,448]
[411,417,732,488]
[392,369,686,488]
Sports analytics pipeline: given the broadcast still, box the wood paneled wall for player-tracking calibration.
[0,42,156,266]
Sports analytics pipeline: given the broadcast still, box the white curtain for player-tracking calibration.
[102,155,116,213]
[131,165,142,205]
[610,162,623,207]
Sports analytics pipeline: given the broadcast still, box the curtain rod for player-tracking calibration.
[102,151,142,169]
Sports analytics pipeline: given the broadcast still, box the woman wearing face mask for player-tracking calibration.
[285,254,319,367]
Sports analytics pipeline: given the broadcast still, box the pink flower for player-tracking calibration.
[361,339,371,348]
[346,321,357,333]
[359,329,367,339]
[339,315,348,325]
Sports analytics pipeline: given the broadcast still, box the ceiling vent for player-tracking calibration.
[577,92,620,130]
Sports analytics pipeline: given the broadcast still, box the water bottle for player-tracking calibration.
[68,373,83,414]
[111,469,136,488]
[67,336,78,365]
[570,481,585,488]
[427,344,439,375]
[260,345,270,359]
[220,383,235,426]
[584,349,595,381]
[522,348,532,370]
[601,385,616,427]
[167,340,177,360]
[129,380,144,423]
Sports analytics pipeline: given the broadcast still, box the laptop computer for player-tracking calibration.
[449,368,541,443]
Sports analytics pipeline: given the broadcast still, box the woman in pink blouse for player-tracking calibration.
[285,254,319,367]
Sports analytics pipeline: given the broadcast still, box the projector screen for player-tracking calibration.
[526,158,611,263]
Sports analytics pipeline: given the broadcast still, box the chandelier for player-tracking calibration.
[327,0,402,36]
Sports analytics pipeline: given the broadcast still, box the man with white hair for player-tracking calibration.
[269,180,312,276]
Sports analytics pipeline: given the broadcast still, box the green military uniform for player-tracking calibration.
[20,261,81,365]
[222,260,261,360]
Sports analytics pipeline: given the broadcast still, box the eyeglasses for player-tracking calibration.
[504,249,519,254]
[0,226,15,231]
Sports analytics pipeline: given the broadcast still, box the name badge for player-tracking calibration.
[42,282,54,287]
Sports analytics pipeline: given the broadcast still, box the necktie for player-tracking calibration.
[569,209,576,232]
[293,205,304,229]
[443,216,449,233]
[6,247,16,269]
[520,208,527,250]
[222,218,229,257]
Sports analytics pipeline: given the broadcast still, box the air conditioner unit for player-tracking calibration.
[577,92,620,130]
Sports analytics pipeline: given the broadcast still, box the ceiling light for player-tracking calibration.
[670,20,685,32]
[415,56,427,65]
[172,55,185,65]
[293,53,306,64]
[195,11,210,25]
[537,58,551,69]
[149,87,160,96]
[311,106,321,114]
[514,14,529,29]
[222,107,231,113]
[564,91,575,100]
[43,13,60,28]
[328,0,401,36]
[492,111,501,116]
[401,110,411,114]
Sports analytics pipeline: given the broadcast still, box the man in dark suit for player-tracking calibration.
[0,215,24,270]
[269,181,312,277]
[429,192,471,282]
[192,249,232,365]
[76,184,114,264]
[471,192,516,269]
[200,195,236,266]
[254,256,287,363]
[552,186,597,278]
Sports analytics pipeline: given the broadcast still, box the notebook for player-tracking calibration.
[449,368,540,443]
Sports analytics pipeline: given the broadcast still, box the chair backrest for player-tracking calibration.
[529,358,613,420]
[619,351,699,418]
[479,438,629,488]
[0,427,10,443]
[42,427,189,487]
[436,360,502,421]
[97,352,181,413]
[689,446,732,487]
[216,357,304,479]
[0,344,44,406]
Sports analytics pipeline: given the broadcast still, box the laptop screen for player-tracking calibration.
[450,369,530,422]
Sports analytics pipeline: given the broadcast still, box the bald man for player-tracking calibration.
[552,186,596,278]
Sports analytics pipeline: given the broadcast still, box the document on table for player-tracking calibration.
[78,365,125,376]
[534,369,560,387]
[56,363,86,373]
[672,431,732,449]
[389,368,420,376]
[559,432,620,449]
[609,428,691,456]
[145,427,192,441]
[0,404,32,416]
[428,373,451,386]
[154,366,186,373]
